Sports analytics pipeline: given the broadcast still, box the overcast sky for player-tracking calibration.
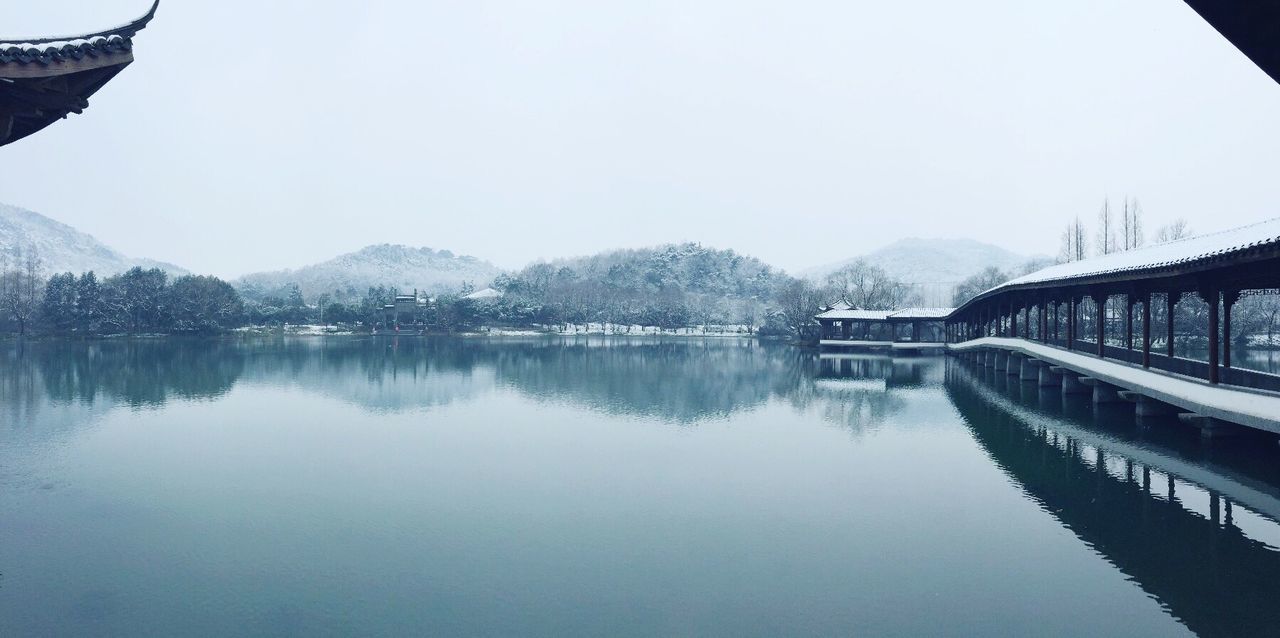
[3,0,1279,278]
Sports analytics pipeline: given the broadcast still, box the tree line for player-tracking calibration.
[1,242,929,339]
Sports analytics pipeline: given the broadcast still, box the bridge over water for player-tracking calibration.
[944,218,1280,435]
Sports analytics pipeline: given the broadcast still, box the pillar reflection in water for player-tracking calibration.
[945,357,1280,638]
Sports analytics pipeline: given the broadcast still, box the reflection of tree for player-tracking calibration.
[4,337,943,429]
[946,363,1280,638]
[1,340,245,418]
[493,338,806,424]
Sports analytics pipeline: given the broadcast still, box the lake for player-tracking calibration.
[3,337,1280,637]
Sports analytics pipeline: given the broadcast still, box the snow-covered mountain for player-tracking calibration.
[803,238,1046,306]
[804,237,1040,284]
[0,203,187,276]
[235,244,504,302]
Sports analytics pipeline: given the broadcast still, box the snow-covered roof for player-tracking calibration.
[464,287,503,300]
[0,0,157,69]
[960,216,1280,311]
[815,309,893,321]
[814,307,954,321]
[888,307,955,319]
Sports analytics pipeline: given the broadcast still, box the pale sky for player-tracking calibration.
[3,0,1279,278]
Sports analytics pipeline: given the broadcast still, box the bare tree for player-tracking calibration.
[1096,198,1117,256]
[776,278,826,338]
[0,244,44,335]
[1120,196,1144,251]
[1059,216,1089,263]
[1153,218,1192,244]
[824,259,917,310]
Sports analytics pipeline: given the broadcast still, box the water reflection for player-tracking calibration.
[947,360,1280,638]
[5,339,1280,635]
[2,337,823,426]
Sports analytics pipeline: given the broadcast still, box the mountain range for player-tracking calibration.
[234,244,504,302]
[0,203,187,276]
[2,203,1039,306]
[803,237,1040,285]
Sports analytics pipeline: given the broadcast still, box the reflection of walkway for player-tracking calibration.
[947,362,1280,522]
[952,337,1280,433]
[947,362,1280,638]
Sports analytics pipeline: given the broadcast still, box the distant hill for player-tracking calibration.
[803,238,1045,307]
[0,203,187,276]
[516,242,784,300]
[235,244,504,302]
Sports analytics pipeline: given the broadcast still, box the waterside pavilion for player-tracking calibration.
[817,307,954,351]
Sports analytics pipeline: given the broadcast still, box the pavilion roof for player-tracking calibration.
[814,307,955,321]
[815,309,893,321]
[0,1,158,146]
[888,308,955,320]
[0,1,157,69]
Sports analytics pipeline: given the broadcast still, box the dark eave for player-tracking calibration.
[1183,0,1280,86]
[0,1,158,147]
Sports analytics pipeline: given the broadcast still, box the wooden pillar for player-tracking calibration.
[1142,292,1152,369]
[1053,300,1059,341]
[1067,297,1076,351]
[1125,295,1134,351]
[1041,299,1049,342]
[1204,288,1220,385]
[1094,293,1106,358]
[1011,302,1019,338]
[1223,289,1239,369]
[1166,292,1179,358]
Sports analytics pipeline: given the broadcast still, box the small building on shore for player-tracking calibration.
[816,307,954,351]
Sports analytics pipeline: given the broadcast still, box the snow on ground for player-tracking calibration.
[233,324,354,336]
[538,323,756,337]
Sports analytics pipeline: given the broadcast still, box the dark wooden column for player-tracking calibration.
[1041,298,1049,342]
[1223,289,1240,369]
[1202,287,1220,384]
[1124,295,1134,351]
[1053,300,1060,341]
[1166,292,1180,358]
[1010,302,1019,338]
[1094,292,1106,358]
[1067,297,1076,351]
[1142,292,1152,369]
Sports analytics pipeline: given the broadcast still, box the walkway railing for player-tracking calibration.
[957,336,1280,394]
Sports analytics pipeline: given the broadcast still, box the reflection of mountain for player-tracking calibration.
[237,338,498,413]
[0,337,819,426]
[946,362,1280,638]
[492,338,806,423]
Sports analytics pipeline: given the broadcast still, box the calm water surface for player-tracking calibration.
[3,337,1280,637]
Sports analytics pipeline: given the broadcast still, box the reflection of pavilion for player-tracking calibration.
[0,1,158,146]
[947,362,1280,638]
[817,353,942,389]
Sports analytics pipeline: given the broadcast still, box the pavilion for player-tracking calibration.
[0,1,158,147]
[816,306,954,351]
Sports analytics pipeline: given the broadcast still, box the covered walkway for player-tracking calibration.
[951,337,1280,434]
